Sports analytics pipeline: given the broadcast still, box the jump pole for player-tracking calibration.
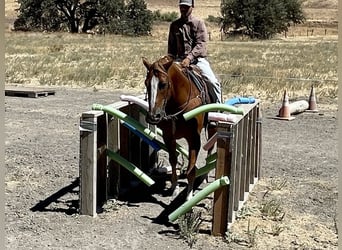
[195,152,217,178]
[92,104,157,140]
[107,149,155,187]
[289,100,309,114]
[119,96,190,158]
[225,96,255,106]
[92,103,189,158]
[183,103,244,121]
[195,160,216,178]
[168,176,230,222]
[120,94,149,111]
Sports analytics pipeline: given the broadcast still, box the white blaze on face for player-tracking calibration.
[149,75,159,110]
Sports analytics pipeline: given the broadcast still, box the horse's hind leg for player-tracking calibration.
[186,159,196,201]
[207,124,217,155]
[205,124,217,182]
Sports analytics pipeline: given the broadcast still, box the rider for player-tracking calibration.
[167,0,222,103]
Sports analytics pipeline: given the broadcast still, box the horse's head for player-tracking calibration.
[142,56,174,124]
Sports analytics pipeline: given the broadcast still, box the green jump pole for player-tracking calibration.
[183,103,244,121]
[206,152,217,163]
[195,160,216,178]
[92,104,189,158]
[92,104,157,140]
[92,104,167,153]
[195,153,217,178]
[107,149,155,187]
[168,176,230,222]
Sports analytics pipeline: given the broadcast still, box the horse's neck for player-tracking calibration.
[168,63,195,102]
[165,63,203,113]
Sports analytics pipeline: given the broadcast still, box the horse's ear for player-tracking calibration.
[142,57,151,69]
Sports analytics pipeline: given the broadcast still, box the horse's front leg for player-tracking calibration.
[186,135,201,201]
[165,139,179,198]
[170,153,180,198]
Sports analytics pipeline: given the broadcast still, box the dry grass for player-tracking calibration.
[5,31,337,104]
[5,0,338,103]
[227,178,338,248]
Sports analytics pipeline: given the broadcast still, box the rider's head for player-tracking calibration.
[179,0,193,19]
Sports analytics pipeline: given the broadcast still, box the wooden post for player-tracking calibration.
[227,126,238,224]
[211,101,261,233]
[117,105,131,191]
[233,120,243,212]
[239,115,248,201]
[256,104,262,178]
[96,114,108,207]
[245,113,252,193]
[107,112,121,199]
[79,110,103,217]
[212,129,232,236]
[249,105,257,184]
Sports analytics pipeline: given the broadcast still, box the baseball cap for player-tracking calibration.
[179,0,193,7]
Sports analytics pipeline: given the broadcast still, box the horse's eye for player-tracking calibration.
[158,82,167,90]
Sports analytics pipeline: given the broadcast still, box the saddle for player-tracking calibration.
[157,55,216,105]
[183,65,216,105]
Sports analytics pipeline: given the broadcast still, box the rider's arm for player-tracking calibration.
[167,23,178,59]
[186,18,208,62]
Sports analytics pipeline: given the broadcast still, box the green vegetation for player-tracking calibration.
[14,0,153,35]
[177,210,203,248]
[220,0,306,39]
[152,10,178,22]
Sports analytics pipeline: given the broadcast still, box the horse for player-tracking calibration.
[142,55,216,201]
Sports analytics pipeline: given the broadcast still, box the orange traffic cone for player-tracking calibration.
[306,85,318,112]
[275,90,295,120]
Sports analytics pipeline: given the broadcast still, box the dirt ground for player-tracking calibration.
[5,86,338,249]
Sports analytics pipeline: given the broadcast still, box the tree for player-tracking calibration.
[13,0,152,35]
[96,0,125,34]
[121,0,153,36]
[14,0,64,32]
[220,0,306,39]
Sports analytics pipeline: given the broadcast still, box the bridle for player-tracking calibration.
[146,62,202,121]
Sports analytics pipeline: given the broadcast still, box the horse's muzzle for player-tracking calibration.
[145,113,162,125]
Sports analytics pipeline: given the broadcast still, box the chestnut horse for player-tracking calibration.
[142,55,215,200]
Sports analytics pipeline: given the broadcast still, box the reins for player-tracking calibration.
[161,65,202,121]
